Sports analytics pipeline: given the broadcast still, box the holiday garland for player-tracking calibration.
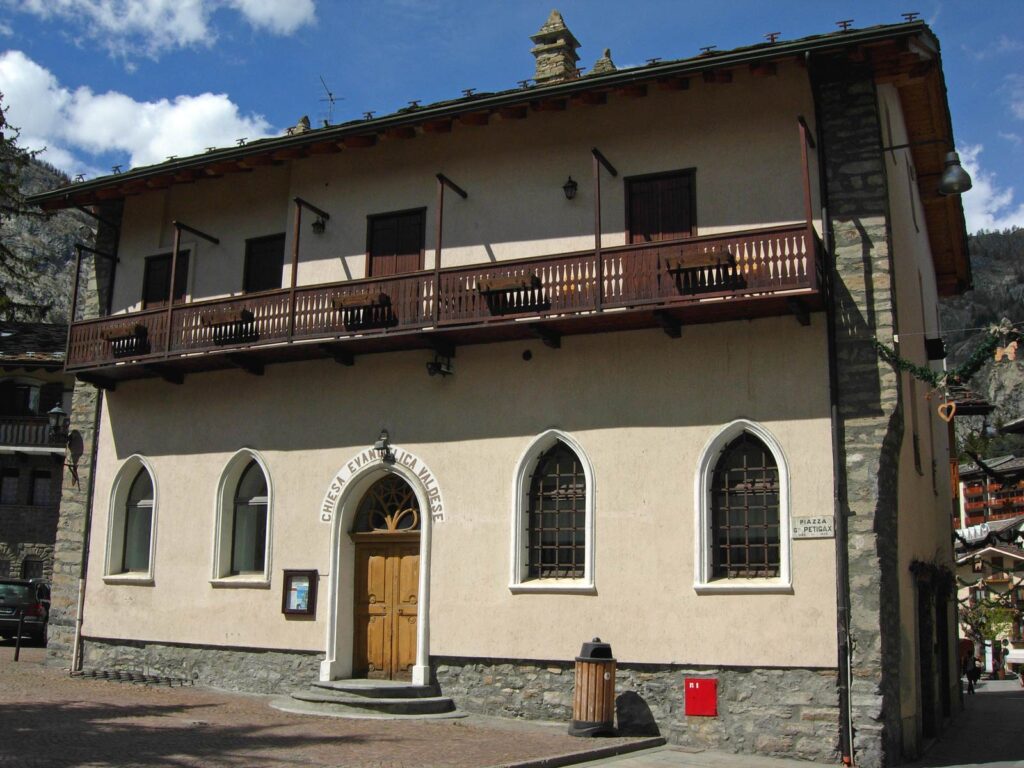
[873,321,1019,391]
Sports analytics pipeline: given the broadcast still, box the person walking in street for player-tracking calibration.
[965,655,982,694]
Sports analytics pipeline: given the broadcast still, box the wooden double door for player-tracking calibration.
[352,537,419,680]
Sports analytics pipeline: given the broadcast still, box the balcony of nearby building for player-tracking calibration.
[66,221,823,386]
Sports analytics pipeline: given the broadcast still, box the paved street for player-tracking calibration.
[0,643,654,768]
[4,641,1022,768]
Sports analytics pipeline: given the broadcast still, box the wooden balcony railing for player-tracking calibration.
[0,417,61,448]
[66,223,821,374]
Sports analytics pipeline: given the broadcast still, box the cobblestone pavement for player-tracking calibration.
[0,644,653,768]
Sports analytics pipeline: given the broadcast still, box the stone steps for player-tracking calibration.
[271,678,461,720]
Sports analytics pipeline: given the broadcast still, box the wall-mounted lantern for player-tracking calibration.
[373,429,395,463]
[47,405,70,445]
[312,216,327,235]
[563,176,578,200]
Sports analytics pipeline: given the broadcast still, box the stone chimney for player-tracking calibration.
[589,48,617,76]
[530,10,581,84]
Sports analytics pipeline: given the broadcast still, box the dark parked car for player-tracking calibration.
[0,579,50,645]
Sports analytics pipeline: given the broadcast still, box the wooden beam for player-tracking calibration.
[307,141,343,155]
[616,84,647,98]
[145,176,173,190]
[458,111,490,127]
[341,134,377,148]
[499,105,528,120]
[573,91,608,105]
[225,353,264,376]
[749,62,778,77]
[385,126,417,140]
[318,343,354,366]
[657,77,690,91]
[532,99,567,112]
[702,70,733,84]
[76,373,116,391]
[786,298,810,327]
[245,153,279,166]
[653,310,682,338]
[272,147,308,160]
[529,325,561,349]
[144,363,184,384]
[422,335,456,358]
[422,119,453,134]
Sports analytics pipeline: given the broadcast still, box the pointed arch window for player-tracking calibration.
[695,420,792,593]
[213,449,273,585]
[511,430,595,593]
[104,456,157,582]
[231,461,268,574]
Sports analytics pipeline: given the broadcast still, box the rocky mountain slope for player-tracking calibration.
[940,228,1024,436]
[0,158,94,322]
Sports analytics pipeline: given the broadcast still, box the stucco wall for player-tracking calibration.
[878,83,959,740]
[111,63,820,313]
[82,318,837,669]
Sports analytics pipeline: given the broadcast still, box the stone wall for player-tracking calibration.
[434,657,840,763]
[0,454,63,580]
[812,59,903,767]
[46,201,120,668]
[81,637,323,694]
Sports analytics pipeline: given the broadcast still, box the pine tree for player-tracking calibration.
[0,91,50,320]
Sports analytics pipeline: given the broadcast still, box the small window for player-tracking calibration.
[367,209,425,277]
[142,250,190,309]
[122,470,154,572]
[0,469,19,505]
[0,380,39,417]
[243,233,286,294]
[626,169,696,243]
[0,560,10,577]
[21,558,44,580]
[231,461,269,574]
[29,469,52,507]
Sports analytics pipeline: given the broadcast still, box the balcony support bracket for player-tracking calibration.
[144,364,184,385]
[654,310,682,338]
[319,344,354,367]
[530,325,561,349]
[787,298,810,327]
[225,353,264,376]
[422,335,456,359]
[76,373,116,391]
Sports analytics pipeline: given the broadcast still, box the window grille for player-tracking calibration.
[527,442,586,578]
[711,432,780,578]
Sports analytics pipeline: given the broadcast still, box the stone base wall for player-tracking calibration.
[433,656,840,763]
[81,637,323,694]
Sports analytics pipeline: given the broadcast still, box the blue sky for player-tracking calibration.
[1,0,1022,232]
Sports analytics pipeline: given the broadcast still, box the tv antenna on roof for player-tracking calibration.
[319,75,343,124]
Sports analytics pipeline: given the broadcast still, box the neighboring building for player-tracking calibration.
[0,322,72,580]
[956,455,1024,531]
[30,16,971,767]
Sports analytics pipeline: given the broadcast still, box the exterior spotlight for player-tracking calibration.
[373,429,395,463]
[938,151,972,196]
[47,404,70,444]
[562,176,578,200]
[312,216,327,235]
[426,355,453,377]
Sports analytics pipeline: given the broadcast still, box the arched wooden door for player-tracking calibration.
[350,475,420,681]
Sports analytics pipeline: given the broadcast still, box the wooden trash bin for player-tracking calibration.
[569,637,616,736]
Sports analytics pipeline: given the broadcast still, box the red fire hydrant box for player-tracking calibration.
[684,677,718,716]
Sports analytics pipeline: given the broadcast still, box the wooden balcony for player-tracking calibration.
[0,417,63,449]
[66,224,823,385]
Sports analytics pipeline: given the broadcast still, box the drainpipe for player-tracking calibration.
[807,50,856,766]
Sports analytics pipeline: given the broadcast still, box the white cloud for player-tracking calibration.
[959,145,1024,233]
[0,21,12,37]
[5,0,314,59]
[1006,74,1024,121]
[0,50,275,175]
[968,35,1024,60]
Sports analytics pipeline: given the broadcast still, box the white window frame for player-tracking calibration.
[510,429,596,594]
[211,448,273,587]
[103,454,158,585]
[693,419,793,594]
